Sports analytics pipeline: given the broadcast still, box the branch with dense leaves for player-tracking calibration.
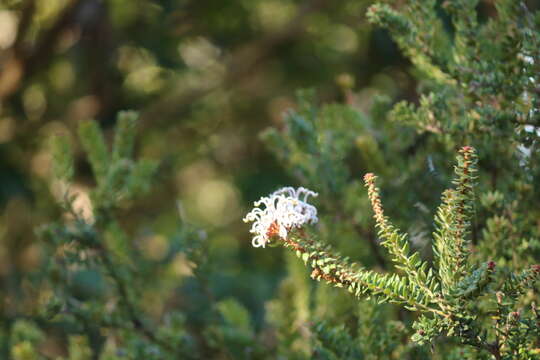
[244,146,540,358]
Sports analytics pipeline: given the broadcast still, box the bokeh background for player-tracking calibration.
[2,0,539,358]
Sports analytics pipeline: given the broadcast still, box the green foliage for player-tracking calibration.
[51,135,74,183]
[112,111,138,163]
[265,252,312,359]
[78,120,110,187]
[75,116,158,209]
[433,146,478,292]
[311,320,360,360]
[268,146,539,357]
[9,320,44,360]
[3,0,540,358]
[261,89,372,197]
[247,0,540,357]
[67,335,93,360]
[35,113,233,359]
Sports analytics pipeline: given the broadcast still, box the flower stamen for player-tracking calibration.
[243,187,318,248]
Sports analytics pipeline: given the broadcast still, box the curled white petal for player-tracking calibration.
[243,186,318,248]
[252,235,266,248]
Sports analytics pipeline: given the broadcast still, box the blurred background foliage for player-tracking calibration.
[0,0,539,359]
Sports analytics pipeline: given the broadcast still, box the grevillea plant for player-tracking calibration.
[244,146,540,359]
[9,0,539,358]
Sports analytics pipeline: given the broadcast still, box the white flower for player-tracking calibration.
[243,187,318,248]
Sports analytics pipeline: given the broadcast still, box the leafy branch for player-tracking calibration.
[254,146,540,358]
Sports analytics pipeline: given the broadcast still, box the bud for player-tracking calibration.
[311,268,322,279]
[508,311,521,324]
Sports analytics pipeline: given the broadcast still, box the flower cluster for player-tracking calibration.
[243,187,318,248]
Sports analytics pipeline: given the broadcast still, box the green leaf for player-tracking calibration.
[112,110,138,162]
[78,120,110,185]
